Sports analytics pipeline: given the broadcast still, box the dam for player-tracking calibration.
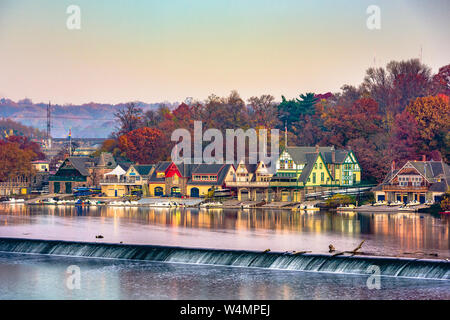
[0,237,448,280]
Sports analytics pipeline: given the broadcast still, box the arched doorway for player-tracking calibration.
[190,187,200,198]
[154,186,163,196]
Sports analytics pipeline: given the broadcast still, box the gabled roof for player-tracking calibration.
[408,161,450,183]
[297,153,323,184]
[132,164,154,176]
[374,160,450,192]
[155,161,171,172]
[388,161,450,184]
[148,161,172,182]
[188,164,233,186]
[192,163,225,175]
[116,161,133,172]
[175,163,199,177]
[285,146,350,164]
[104,165,127,177]
[65,157,91,176]
[372,169,399,191]
[97,152,116,168]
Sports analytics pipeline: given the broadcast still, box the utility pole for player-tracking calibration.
[46,102,52,149]
[69,128,72,156]
[284,121,288,148]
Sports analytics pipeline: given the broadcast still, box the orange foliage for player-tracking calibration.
[118,127,167,164]
[0,140,36,181]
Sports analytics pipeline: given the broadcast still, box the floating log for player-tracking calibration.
[293,251,312,255]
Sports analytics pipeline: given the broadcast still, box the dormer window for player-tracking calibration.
[156,172,165,178]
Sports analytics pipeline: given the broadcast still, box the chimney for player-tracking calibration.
[422,155,426,162]
[331,146,335,163]
[315,145,319,153]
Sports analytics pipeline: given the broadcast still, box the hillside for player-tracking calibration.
[0,99,177,138]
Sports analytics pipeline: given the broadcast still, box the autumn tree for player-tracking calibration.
[0,140,36,181]
[118,127,167,164]
[430,64,450,96]
[247,95,279,129]
[6,135,45,160]
[389,110,421,167]
[113,102,144,137]
[405,94,450,161]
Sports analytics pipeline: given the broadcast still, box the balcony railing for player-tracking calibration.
[382,184,428,192]
[0,182,29,187]
[269,181,302,187]
[226,181,270,188]
[100,176,145,185]
[48,176,86,182]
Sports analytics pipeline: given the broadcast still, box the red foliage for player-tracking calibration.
[118,127,167,164]
[6,135,45,160]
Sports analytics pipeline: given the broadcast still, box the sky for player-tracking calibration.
[0,0,449,105]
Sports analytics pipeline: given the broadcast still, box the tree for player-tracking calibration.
[118,127,167,164]
[430,64,450,96]
[278,92,318,128]
[389,110,421,166]
[0,140,36,181]
[113,102,144,137]
[362,59,432,115]
[406,95,450,161]
[5,135,45,160]
[247,95,279,129]
[323,98,383,147]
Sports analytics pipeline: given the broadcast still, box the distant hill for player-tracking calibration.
[0,98,178,138]
[0,118,46,139]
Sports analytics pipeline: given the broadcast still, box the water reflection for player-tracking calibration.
[1,253,449,300]
[0,204,448,258]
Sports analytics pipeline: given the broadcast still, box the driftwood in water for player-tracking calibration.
[331,240,366,257]
[293,251,312,255]
[349,240,365,256]
[263,249,271,253]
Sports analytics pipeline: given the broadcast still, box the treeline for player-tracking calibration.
[0,135,45,182]
[98,59,449,183]
[0,118,46,139]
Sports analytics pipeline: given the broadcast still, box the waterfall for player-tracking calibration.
[0,238,448,280]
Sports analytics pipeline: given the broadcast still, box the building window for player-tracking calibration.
[319,163,322,169]
[156,172,165,178]
[321,172,324,182]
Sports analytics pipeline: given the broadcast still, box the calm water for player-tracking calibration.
[0,204,449,300]
[0,252,449,300]
[0,204,449,258]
